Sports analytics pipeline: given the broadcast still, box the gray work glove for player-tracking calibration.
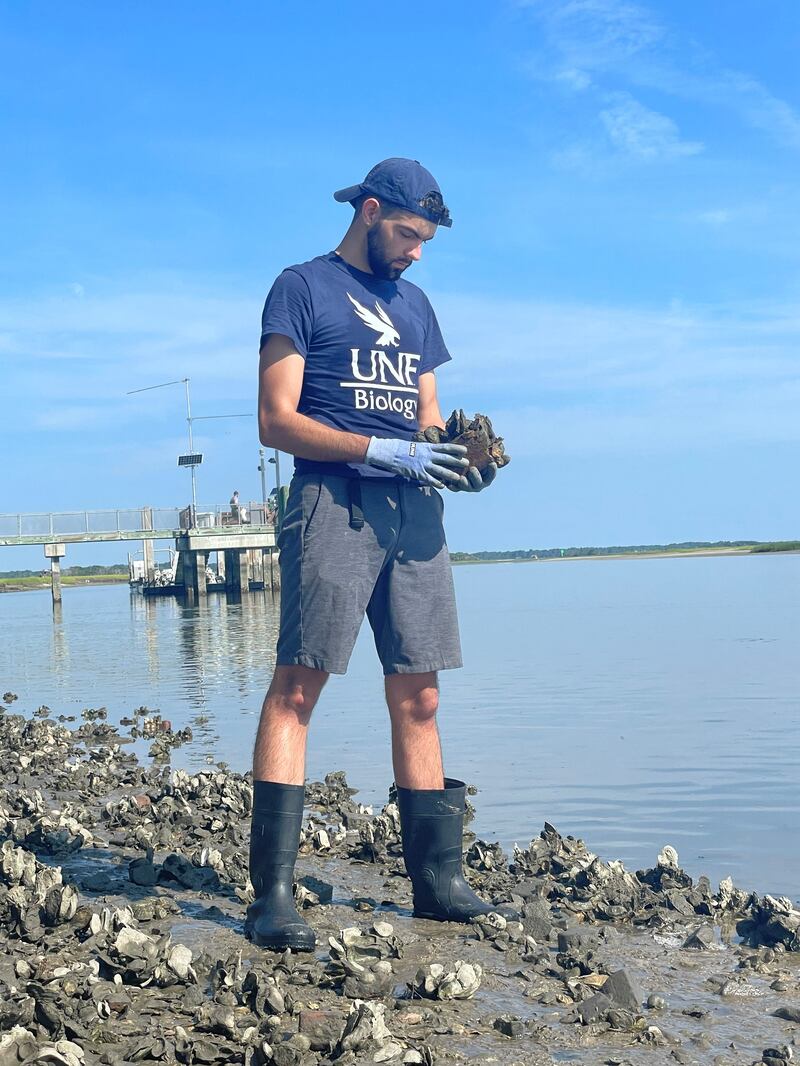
[365,436,468,488]
[446,463,497,493]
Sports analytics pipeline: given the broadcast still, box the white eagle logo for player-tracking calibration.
[347,293,400,347]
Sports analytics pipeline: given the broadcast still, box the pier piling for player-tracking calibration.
[186,550,208,598]
[224,549,241,594]
[141,508,155,582]
[44,543,66,606]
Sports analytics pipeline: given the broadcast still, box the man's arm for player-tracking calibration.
[258,334,370,462]
[416,371,446,432]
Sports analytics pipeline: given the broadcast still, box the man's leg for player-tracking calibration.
[387,671,515,923]
[246,664,328,951]
[385,671,444,790]
[253,664,329,783]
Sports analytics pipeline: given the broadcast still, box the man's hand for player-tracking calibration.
[365,437,468,487]
[446,463,497,493]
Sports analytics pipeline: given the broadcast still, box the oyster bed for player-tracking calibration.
[0,692,799,1066]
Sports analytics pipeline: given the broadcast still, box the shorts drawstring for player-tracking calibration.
[348,478,364,531]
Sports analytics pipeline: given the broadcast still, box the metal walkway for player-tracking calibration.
[0,504,275,547]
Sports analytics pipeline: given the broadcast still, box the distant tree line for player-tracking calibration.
[449,541,759,562]
[4,542,797,580]
[0,564,129,578]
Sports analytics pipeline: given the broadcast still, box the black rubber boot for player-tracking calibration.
[244,780,316,952]
[396,777,503,922]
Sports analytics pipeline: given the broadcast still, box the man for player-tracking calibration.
[248,158,500,952]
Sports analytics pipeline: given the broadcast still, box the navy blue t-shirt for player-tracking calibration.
[260,252,452,478]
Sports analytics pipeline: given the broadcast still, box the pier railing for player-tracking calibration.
[0,509,181,538]
[0,502,275,544]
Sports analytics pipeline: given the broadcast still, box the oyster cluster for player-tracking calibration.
[409,961,482,1001]
[415,410,510,474]
[1,687,800,1064]
[324,923,402,999]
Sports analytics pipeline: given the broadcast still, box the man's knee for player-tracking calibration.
[266,665,328,720]
[388,677,440,724]
[409,687,439,723]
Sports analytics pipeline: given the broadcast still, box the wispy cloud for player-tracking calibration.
[554,66,592,91]
[521,0,800,153]
[696,209,731,227]
[433,287,800,455]
[1,277,262,488]
[635,65,800,152]
[0,280,257,383]
[490,377,800,459]
[598,92,703,160]
[34,405,125,432]
[3,279,799,466]
[523,0,664,69]
[722,72,800,150]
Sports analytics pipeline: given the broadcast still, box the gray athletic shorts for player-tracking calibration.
[276,474,462,676]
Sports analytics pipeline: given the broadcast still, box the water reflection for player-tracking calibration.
[129,594,163,686]
[50,602,67,676]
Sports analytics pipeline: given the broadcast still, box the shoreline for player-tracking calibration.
[4,548,799,593]
[1,693,799,1065]
[0,576,129,594]
[454,546,775,565]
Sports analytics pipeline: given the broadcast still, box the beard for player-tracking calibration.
[367,227,411,281]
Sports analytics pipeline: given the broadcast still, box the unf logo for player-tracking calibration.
[344,293,420,420]
[347,293,400,347]
[349,349,421,387]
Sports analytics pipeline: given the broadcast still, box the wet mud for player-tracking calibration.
[0,691,798,1065]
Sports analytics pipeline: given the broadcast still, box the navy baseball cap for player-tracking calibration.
[333,157,452,228]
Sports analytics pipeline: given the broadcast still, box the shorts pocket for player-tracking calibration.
[301,475,326,545]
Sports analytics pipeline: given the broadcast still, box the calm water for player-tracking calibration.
[2,553,799,899]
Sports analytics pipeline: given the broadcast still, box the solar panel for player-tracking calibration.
[177,453,203,467]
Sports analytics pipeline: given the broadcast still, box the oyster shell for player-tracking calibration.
[415,410,510,474]
[409,960,483,1000]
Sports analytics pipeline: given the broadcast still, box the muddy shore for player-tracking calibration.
[0,578,128,595]
[0,692,798,1066]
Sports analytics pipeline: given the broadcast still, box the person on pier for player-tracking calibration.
[249,158,502,952]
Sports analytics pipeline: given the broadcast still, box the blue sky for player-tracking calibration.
[2,1,799,569]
